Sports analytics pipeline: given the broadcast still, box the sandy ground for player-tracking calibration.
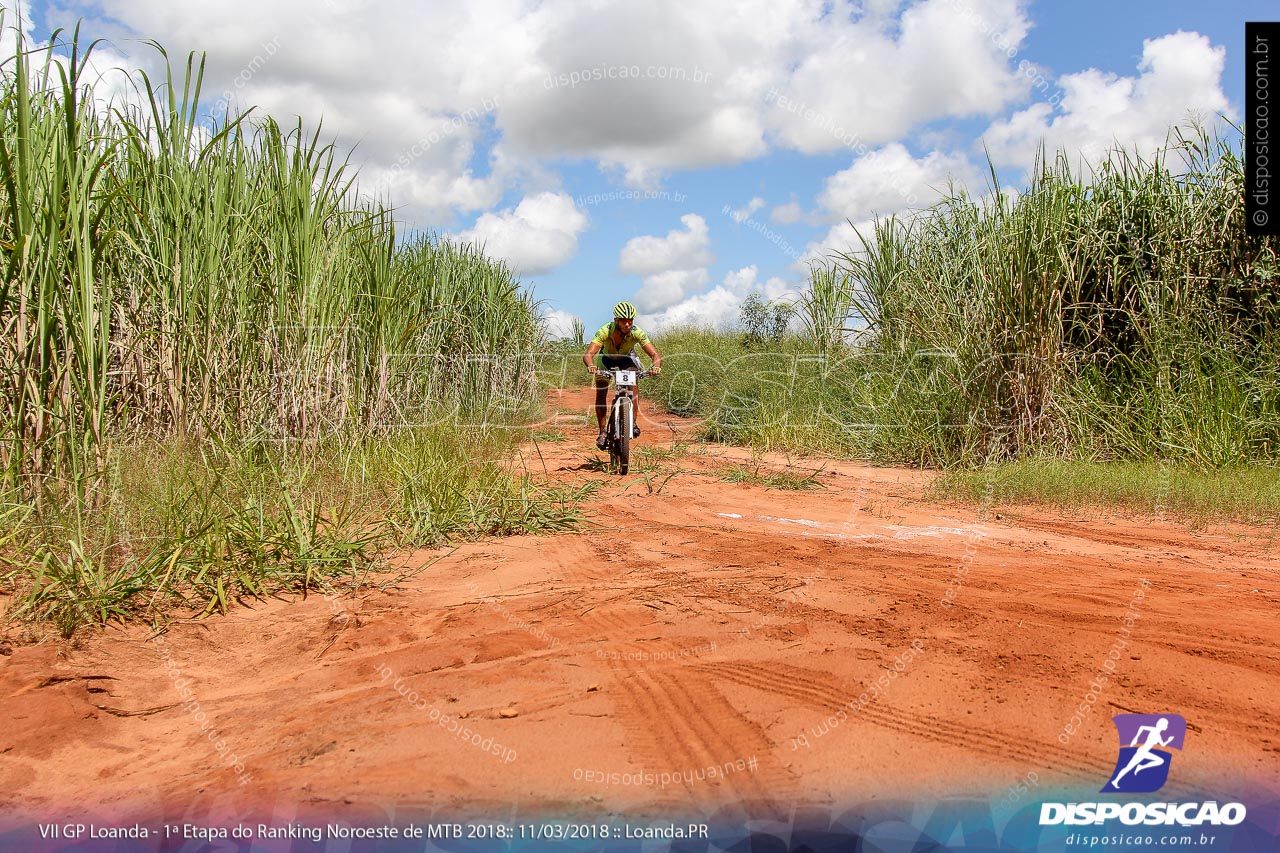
[2,386,1278,827]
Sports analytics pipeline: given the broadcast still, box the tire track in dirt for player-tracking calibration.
[702,661,1107,782]
[704,660,1207,799]
[545,540,728,804]
[561,531,733,664]
[650,666,796,810]
[604,661,717,813]
[1142,632,1280,672]
[604,660,791,818]
[1007,517,1269,558]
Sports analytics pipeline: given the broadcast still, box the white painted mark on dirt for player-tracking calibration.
[885,525,986,539]
[760,515,823,527]
[729,515,987,542]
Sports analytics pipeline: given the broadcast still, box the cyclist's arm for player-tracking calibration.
[641,341,661,371]
[583,341,602,371]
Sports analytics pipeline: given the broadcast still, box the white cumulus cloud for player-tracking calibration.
[729,197,766,223]
[633,269,711,313]
[798,219,878,270]
[47,0,1038,224]
[817,143,981,223]
[619,214,715,312]
[767,0,1032,154]
[771,200,805,224]
[541,308,583,340]
[619,213,713,274]
[641,265,796,331]
[797,143,980,268]
[451,192,587,276]
[982,31,1231,171]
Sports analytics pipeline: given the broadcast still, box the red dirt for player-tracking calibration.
[3,386,1278,826]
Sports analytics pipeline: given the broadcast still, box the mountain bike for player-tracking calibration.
[594,367,650,475]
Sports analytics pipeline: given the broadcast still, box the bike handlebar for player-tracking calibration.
[594,368,652,379]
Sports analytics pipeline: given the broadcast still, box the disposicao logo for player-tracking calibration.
[1103,713,1185,793]
[1039,712,1247,828]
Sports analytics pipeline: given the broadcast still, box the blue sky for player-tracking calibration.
[15,0,1268,336]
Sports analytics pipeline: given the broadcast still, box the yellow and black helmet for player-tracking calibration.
[613,301,637,319]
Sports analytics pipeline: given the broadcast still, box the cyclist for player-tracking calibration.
[582,301,662,450]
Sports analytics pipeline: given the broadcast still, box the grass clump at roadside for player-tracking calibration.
[527,427,567,443]
[0,21,585,637]
[720,461,825,491]
[1,430,594,638]
[929,460,1280,526]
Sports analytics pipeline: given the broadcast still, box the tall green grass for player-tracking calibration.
[830,128,1280,465]
[1,431,595,636]
[0,21,572,635]
[931,460,1280,524]
[648,126,1280,474]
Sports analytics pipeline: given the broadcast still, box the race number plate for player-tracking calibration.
[615,370,636,386]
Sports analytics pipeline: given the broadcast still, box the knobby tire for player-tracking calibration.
[615,397,631,475]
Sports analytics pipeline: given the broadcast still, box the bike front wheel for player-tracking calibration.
[614,397,632,475]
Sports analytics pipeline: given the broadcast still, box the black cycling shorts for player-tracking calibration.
[595,354,641,386]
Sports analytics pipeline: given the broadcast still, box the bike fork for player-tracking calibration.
[613,394,631,440]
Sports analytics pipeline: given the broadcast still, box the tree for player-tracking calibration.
[739,293,792,349]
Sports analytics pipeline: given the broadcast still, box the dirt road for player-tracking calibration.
[3,387,1278,826]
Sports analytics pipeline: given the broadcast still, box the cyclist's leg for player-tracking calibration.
[631,384,642,436]
[594,384,610,449]
[594,377,608,431]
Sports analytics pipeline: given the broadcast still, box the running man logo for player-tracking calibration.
[1102,714,1186,793]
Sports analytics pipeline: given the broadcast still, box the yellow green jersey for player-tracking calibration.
[591,322,651,355]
